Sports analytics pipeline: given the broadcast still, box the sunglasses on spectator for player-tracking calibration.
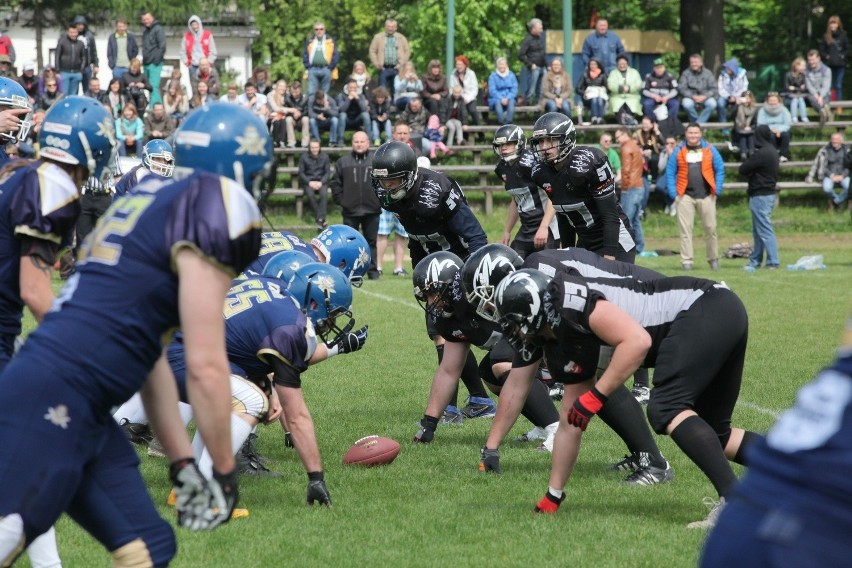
[47,83,57,87]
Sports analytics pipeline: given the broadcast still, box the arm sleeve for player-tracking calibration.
[298,154,311,186]
[666,146,679,199]
[711,146,725,195]
[271,356,301,388]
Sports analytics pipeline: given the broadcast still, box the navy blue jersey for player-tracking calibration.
[523,248,664,283]
[734,352,852,533]
[383,168,487,266]
[432,275,502,349]
[0,161,80,335]
[531,146,634,257]
[169,276,316,390]
[495,149,553,243]
[113,164,164,200]
[15,170,261,411]
[241,231,318,277]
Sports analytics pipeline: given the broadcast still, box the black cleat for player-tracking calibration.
[120,419,153,445]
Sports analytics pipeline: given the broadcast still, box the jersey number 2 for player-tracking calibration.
[81,195,155,265]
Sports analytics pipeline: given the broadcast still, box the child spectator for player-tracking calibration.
[424,113,452,160]
[370,86,393,146]
[115,102,144,157]
[444,85,468,146]
[733,90,757,160]
[784,57,809,122]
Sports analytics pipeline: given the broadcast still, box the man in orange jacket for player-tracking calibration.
[666,122,725,270]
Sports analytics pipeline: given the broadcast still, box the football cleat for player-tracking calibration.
[549,382,564,401]
[623,460,674,486]
[533,491,564,514]
[631,385,651,406]
[147,436,166,458]
[461,396,497,419]
[535,422,559,453]
[119,419,153,445]
[687,497,727,529]
[513,426,545,443]
[610,452,646,473]
[440,405,464,425]
[236,434,279,476]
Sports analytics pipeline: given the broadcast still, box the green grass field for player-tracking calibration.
[18,193,852,567]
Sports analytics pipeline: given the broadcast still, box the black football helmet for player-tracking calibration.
[530,112,576,165]
[492,124,526,164]
[371,141,418,207]
[494,268,552,361]
[461,244,523,322]
[412,251,463,318]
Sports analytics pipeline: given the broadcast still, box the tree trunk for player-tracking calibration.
[701,0,726,75]
[679,0,703,70]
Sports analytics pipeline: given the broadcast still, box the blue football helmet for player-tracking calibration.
[38,96,116,185]
[142,139,175,177]
[262,250,314,284]
[173,102,273,197]
[0,77,32,141]
[288,262,354,345]
[310,224,371,287]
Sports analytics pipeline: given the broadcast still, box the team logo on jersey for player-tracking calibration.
[44,405,71,429]
[419,179,441,208]
[570,148,594,173]
[236,125,268,156]
[541,182,552,193]
[543,289,562,328]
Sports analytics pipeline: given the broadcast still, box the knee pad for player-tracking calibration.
[111,538,154,568]
[0,514,26,568]
[230,375,270,421]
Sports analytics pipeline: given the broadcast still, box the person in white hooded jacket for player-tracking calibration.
[180,15,217,77]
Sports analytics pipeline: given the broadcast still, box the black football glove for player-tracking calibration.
[284,431,294,449]
[338,325,369,354]
[169,458,216,530]
[209,467,239,527]
[306,471,332,507]
[413,418,436,443]
[479,447,501,473]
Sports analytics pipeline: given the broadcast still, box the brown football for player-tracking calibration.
[341,435,401,466]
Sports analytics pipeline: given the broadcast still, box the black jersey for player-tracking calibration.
[531,145,635,257]
[524,248,664,283]
[384,167,487,266]
[432,275,502,349]
[495,149,555,243]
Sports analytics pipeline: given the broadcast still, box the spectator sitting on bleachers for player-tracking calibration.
[34,77,63,112]
[251,65,272,95]
[394,61,422,112]
[284,80,310,148]
[450,55,482,125]
[220,83,239,104]
[399,94,430,154]
[420,59,449,117]
[641,57,679,121]
[732,90,757,160]
[308,89,340,146]
[337,78,373,145]
[784,57,809,122]
[369,86,393,146]
[581,18,625,75]
[576,58,608,124]
[143,102,175,145]
[237,81,269,120]
[717,58,749,126]
[163,80,189,122]
[444,85,469,146]
[805,49,833,124]
[115,102,143,157]
[539,57,572,117]
[346,60,373,100]
[424,113,453,160]
[298,139,331,229]
[106,78,127,119]
[488,57,518,125]
[267,79,290,147]
[189,79,212,109]
[607,54,642,124]
[756,91,792,162]
[18,62,38,104]
[37,65,62,97]
[191,58,220,98]
[805,131,849,211]
[84,77,109,106]
[120,58,151,115]
[679,53,717,124]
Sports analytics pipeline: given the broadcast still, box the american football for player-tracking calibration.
[341,435,401,466]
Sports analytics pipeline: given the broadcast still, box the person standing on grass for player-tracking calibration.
[739,125,780,271]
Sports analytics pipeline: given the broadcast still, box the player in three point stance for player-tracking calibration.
[0,102,269,566]
[492,124,558,258]
[113,138,175,199]
[492,264,761,528]
[701,317,852,565]
[372,141,495,423]
[467,245,671,483]
[411,250,559,450]
[167,263,368,510]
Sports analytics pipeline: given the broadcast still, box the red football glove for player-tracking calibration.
[566,386,608,431]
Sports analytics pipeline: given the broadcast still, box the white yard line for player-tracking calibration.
[358,288,421,310]
[737,401,781,419]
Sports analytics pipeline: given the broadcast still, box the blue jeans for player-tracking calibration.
[544,99,572,116]
[143,63,163,105]
[310,117,339,144]
[524,66,544,102]
[681,97,718,123]
[620,187,645,253]
[829,65,845,101]
[748,194,779,268]
[585,97,606,119]
[379,67,398,97]
[490,99,515,124]
[717,97,737,123]
[112,67,129,81]
[372,119,392,143]
[337,112,372,143]
[61,71,82,96]
[307,67,331,98]
[787,96,807,120]
[823,176,850,204]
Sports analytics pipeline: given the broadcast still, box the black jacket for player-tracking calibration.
[330,150,380,216]
[107,31,139,69]
[818,30,849,68]
[298,151,331,187]
[142,20,166,65]
[55,34,86,72]
[739,125,779,197]
[518,33,546,68]
[80,28,98,68]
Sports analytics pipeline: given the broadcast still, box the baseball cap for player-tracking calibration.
[23,62,35,72]
[653,57,665,66]
[0,55,10,64]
